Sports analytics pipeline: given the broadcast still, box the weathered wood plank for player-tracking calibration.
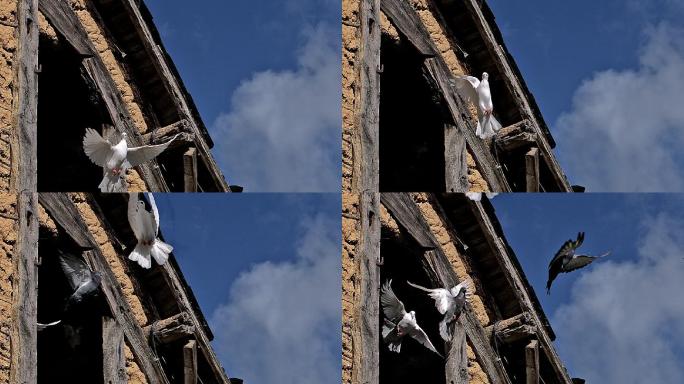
[38,193,170,384]
[143,312,195,345]
[38,0,92,56]
[462,0,571,191]
[469,201,573,383]
[444,123,468,192]
[381,193,512,384]
[380,0,437,56]
[495,120,536,152]
[352,0,381,193]
[352,191,381,384]
[183,340,198,384]
[10,192,39,384]
[141,119,195,149]
[102,316,127,384]
[11,0,39,192]
[526,339,539,384]
[183,147,198,192]
[525,147,539,192]
[445,305,468,384]
[114,0,230,191]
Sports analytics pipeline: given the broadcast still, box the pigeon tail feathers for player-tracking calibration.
[150,239,173,266]
[99,173,127,193]
[129,243,152,269]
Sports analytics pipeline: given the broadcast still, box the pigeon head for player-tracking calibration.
[482,72,489,80]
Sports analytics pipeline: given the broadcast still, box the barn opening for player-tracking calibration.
[37,233,106,384]
[379,34,447,192]
[379,220,445,383]
[37,33,110,192]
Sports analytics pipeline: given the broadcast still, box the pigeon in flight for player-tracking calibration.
[127,192,173,269]
[407,280,470,341]
[546,232,611,294]
[380,280,442,357]
[82,128,179,192]
[37,251,103,331]
[452,72,502,139]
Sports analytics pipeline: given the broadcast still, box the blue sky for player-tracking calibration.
[488,0,684,191]
[153,193,341,383]
[491,194,684,382]
[146,0,340,192]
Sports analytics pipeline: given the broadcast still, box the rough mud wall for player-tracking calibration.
[341,0,360,192]
[0,0,17,191]
[0,194,16,383]
[69,0,148,191]
[341,193,359,384]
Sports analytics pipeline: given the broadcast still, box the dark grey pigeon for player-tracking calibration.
[407,280,470,341]
[546,232,610,294]
[37,251,103,331]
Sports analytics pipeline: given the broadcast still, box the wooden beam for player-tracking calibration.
[526,340,539,384]
[102,316,127,384]
[380,0,511,192]
[183,147,198,192]
[183,340,198,384]
[445,123,469,193]
[143,312,195,345]
[39,0,169,192]
[445,319,468,384]
[462,0,572,191]
[113,0,230,191]
[469,201,573,383]
[10,192,39,384]
[140,120,195,149]
[525,147,540,192]
[485,312,536,344]
[38,193,171,384]
[495,120,536,152]
[380,193,512,384]
[11,0,39,192]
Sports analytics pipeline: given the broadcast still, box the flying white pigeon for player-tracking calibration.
[546,232,611,294]
[380,280,442,357]
[452,72,502,139]
[82,128,179,192]
[407,280,471,341]
[127,192,173,269]
[37,251,103,331]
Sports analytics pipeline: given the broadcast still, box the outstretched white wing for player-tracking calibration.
[453,75,480,106]
[83,128,114,167]
[126,134,179,168]
[147,193,160,234]
[407,281,452,315]
[127,193,144,240]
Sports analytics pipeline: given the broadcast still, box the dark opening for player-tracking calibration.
[380,35,447,192]
[379,224,445,384]
[38,234,105,384]
[37,34,110,192]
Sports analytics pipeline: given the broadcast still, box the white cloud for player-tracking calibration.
[210,213,341,383]
[213,24,340,192]
[555,23,684,191]
[553,213,684,382]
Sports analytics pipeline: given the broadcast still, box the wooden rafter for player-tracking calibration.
[184,340,198,384]
[102,316,127,384]
[526,339,540,384]
[183,147,198,192]
[143,312,195,345]
[525,147,540,192]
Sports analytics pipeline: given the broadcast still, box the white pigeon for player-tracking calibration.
[380,280,442,357]
[127,192,173,269]
[452,72,502,139]
[82,128,179,192]
[407,280,471,341]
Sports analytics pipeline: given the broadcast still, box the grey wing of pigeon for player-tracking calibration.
[409,327,443,358]
[58,251,92,291]
[125,134,180,169]
[380,280,407,323]
[564,252,610,272]
[82,128,114,168]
